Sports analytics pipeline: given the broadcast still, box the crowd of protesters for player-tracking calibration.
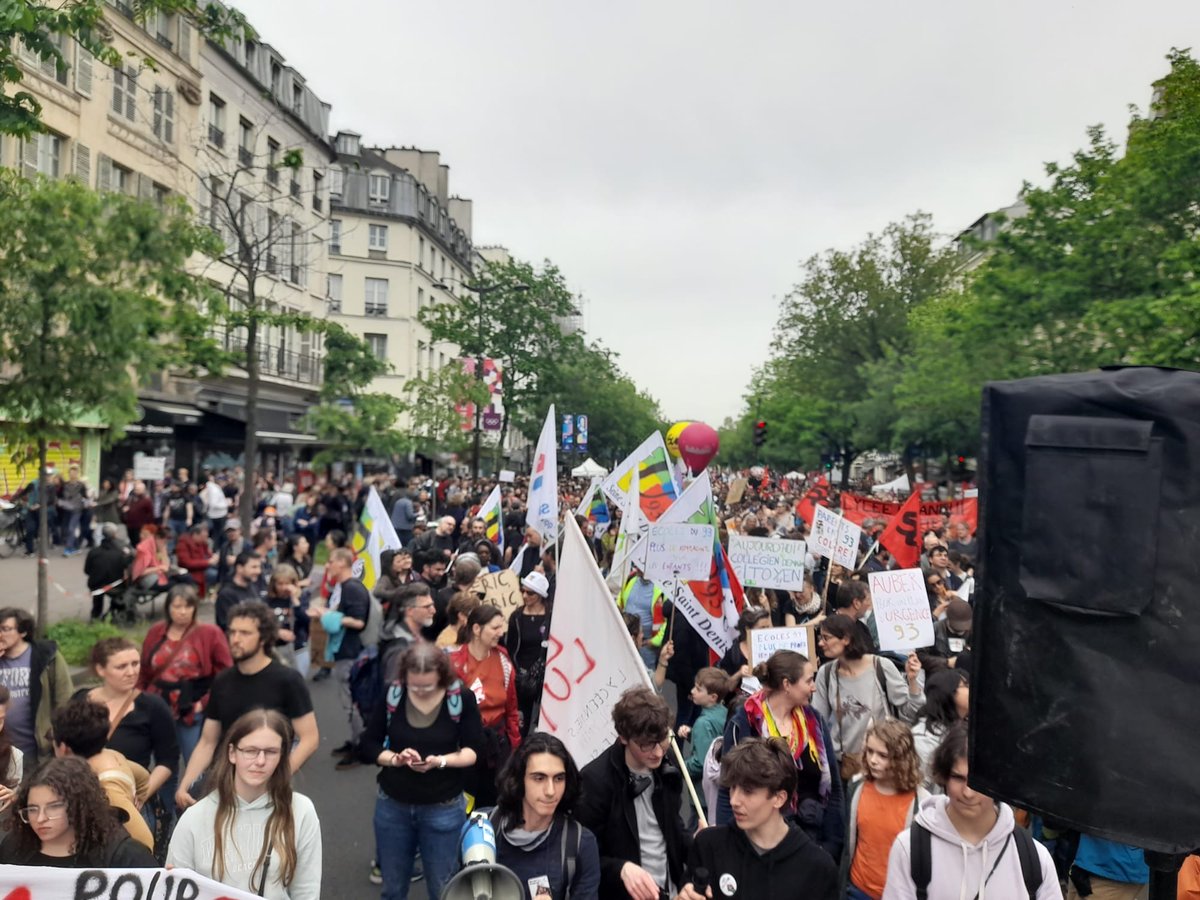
[0,460,1185,900]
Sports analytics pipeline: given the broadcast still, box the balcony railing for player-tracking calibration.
[312,195,323,213]
[267,167,279,186]
[290,180,300,200]
[211,328,323,385]
[238,147,252,167]
[208,125,225,149]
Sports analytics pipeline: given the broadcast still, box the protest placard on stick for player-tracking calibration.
[869,568,935,652]
[644,523,715,583]
[750,626,814,666]
[474,568,523,621]
[727,534,807,591]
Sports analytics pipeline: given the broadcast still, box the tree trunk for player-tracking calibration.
[36,437,49,637]
[240,315,260,529]
[839,447,855,490]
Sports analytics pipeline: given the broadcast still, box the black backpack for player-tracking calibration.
[910,819,1042,900]
[488,811,582,899]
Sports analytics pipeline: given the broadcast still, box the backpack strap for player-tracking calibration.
[874,656,897,718]
[1012,826,1044,900]
[561,818,580,900]
[910,819,932,900]
[382,680,404,750]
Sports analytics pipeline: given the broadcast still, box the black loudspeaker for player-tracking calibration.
[972,366,1200,855]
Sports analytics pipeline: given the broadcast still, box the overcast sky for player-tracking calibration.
[234,0,1195,427]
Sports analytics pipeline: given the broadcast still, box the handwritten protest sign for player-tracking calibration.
[869,568,935,652]
[727,534,807,591]
[643,523,715,582]
[727,477,748,505]
[474,568,523,621]
[0,865,259,899]
[811,506,862,569]
[498,469,516,483]
[750,626,814,666]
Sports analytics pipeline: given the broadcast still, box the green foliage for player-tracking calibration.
[0,1,247,138]
[46,617,151,667]
[400,365,490,456]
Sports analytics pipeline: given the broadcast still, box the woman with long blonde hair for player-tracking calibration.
[168,709,321,899]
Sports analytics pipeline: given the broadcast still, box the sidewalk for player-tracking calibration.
[0,550,96,624]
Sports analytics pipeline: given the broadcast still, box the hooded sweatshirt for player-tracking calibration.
[686,821,838,900]
[882,796,1062,900]
[167,790,322,900]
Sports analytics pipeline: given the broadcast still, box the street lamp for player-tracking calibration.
[431,277,529,478]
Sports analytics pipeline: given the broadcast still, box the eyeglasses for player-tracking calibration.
[408,683,440,694]
[234,746,281,761]
[414,602,436,611]
[633,738,669,754]
[0,626,18,634]
[18,801,67,823]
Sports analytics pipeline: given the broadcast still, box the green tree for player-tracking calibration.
[767,213,959,483]
[1,1,245,138]
[307,325,408,468]
[418,257,579,472]
[0,172,221,632]
[399,364,490,459]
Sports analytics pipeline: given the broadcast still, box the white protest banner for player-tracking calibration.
[133,454,166,481]
[869,568,936,652]
[474,568,523,622]
[527,406,559,545]
[538,516,653,766]
[0,865,259,899]
[498,469,516,483]
[727,534,807,591]
[750,625,814,666]
[643,523,715,582]
[351,486,403,590]
[810,505,862,570]
[656,471,743,660]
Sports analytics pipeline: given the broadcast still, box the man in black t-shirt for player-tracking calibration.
[175,602,318,808]
[214,550,264,631]
[320,547,371,765]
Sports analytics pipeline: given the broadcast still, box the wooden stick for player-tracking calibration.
[669,732,708,830]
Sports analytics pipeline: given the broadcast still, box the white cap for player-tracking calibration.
[521,571,550,599]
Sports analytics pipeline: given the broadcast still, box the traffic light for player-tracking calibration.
[753,420,768,447]
[821,452,834,470]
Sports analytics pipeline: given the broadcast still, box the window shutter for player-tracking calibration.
[74,49,93,96]
[178,18,193,64]
[111,69,123,114]
[74,143,90,185]
[165,91,174,144]
[125,70,136,120]
[22,138,38,179]
[97,154,112,192]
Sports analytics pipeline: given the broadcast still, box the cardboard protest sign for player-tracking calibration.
[498,469,516,483]
[727,477,748,505]
[643,523,715,582]
[811,506,862,569]
[0,865,259,899]
[538,516,654,765]
[869,568,935,652]
[750,625,814,666]
[727,534,807,591]
[474,568,523,621]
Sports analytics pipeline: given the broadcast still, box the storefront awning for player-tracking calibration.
[256,431,319,443]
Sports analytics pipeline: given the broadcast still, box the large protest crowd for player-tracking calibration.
[0,458,1190,900]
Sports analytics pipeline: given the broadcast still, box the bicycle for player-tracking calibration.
[0,502,26,559]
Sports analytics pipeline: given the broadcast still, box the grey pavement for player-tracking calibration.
[0,549,99,623]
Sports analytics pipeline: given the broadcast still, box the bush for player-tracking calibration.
[46,619,146,667]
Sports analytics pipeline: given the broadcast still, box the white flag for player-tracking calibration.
[537,516,653,766]
[528,406,559,546]
[610,456,645,585]
[350,486,403,589]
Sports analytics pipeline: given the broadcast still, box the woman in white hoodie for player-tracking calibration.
[168,709,322,900]
[882,722,1061,900]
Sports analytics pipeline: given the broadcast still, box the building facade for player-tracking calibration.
[326,132,474,404]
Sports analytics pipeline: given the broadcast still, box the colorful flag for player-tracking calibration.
[610,458,644,584]
[878,489,922,569]
[537,515,654,765]
[601,432,681,522]
[574,478,610,526]
[350,486,403,590]
[657,471,745,660]
[528,406,559,546]
[479,484,504,553]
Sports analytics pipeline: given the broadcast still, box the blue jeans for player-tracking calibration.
[177,716,204,767]
[847,884,876,900]
[373,791,465,900]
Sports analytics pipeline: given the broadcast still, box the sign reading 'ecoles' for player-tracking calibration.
[643,523,715,582]
[727,534,807,591]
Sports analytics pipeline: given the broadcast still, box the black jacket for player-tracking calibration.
[686,822,838,900]
[84,538,131,590]
[576,741,692,897]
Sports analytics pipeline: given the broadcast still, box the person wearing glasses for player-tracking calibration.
[168,709,322,899]
[0,756,157,867]
[577,687,691,900]
[359,642,482,900]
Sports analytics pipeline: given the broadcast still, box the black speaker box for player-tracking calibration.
[972,366,1200,854]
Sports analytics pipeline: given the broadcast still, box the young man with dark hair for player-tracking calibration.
[0,607,73,763]
[678,737,838,899]
[214,550,263,631]
[577,686,691,900]
[882,723,1061,900]
[174,602,318,808]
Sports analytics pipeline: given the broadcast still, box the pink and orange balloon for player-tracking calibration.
[677,422,720,474]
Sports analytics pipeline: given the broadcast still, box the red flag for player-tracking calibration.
[878,490,922,569]
[795,476,831,526]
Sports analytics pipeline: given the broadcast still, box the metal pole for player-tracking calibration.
[472,292,484,479]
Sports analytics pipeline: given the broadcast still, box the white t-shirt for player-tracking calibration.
[202,482,228,518]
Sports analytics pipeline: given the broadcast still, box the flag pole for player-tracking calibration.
[669,733,708,829]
